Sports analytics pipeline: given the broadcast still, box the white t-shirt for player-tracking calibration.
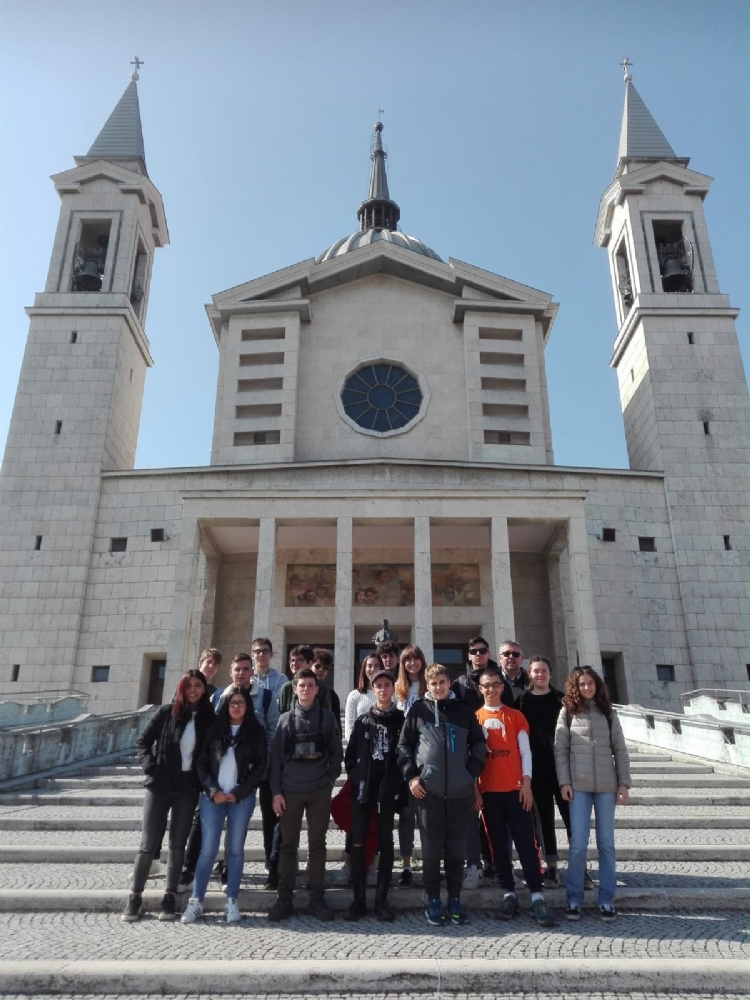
[180,715,196,771]
[217,724,240,793]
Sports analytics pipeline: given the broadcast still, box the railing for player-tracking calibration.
[0,691,91,729]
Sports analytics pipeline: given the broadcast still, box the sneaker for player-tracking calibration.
[495,893,520,921]
[397,867,413,888]
[425,897,446,926]
[177,869,194,893]
[181,897,203,923]
[462,865,481,890]
[542,868,560,887]
[158,892,176,922]
[367,863,378,887]
[225,897,242,923]
[565,903,581,921]
[599,904,617,923]
[583,870,595,891]
[308,895,335,922]
[121,892,142,923]
[530,897,556,927]
[267,897,294,922]
[447,896,468,925]
[333,862,351,887]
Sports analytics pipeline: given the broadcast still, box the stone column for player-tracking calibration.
[490,516,515,647]
[164,516,201,700]
[252,517,277,639]
[413,516,433,662]
[334,516,353,703]
[567,515,601,669]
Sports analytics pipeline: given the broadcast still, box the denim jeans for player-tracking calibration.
[192,792,256,900]
[567,790,617,907]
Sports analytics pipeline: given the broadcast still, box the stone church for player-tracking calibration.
[1,67,748,713]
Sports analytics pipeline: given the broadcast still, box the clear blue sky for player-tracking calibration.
[1,1,747,470]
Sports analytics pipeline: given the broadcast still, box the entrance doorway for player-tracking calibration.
[146,659,166,705]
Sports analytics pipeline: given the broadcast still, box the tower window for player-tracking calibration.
[687,332,694,345]
[150,528,165,543]
[723,535,732,551]
[91,665,110,683]
[653,219,692,293]
[73,219,112,292]
[615,238,634,311]
[110,537,127,553]
[129,369,134,382]
[656,664,675,682]
[54,421,62,435]
[630,369,635,383]
[703,421,710,435]
[670,718,682,735]
[601,528,616,542]
[70,331,78,344]
[638,537,656,552]
[11,664,20,682]
[645,714,655,730]
[34,535,42,551]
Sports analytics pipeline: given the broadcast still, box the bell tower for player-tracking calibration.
[0,62,168,695]
[595,62,750,691]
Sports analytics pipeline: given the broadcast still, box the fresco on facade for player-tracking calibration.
[352,565,415,607]
[431,564,481,606]
[285,565,337,607]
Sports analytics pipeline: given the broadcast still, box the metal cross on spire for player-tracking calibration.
[619,57,633,82]
[130,56,144,81]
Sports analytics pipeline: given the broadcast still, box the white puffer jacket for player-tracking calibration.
[554,701,631,794]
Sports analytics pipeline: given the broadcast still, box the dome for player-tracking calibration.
[317,228,443,263]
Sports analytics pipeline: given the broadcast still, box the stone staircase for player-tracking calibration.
[0,742,748,915]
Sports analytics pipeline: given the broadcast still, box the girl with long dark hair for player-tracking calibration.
[181,685,266,923]
[125,669,214,922]
[554,666,631,923]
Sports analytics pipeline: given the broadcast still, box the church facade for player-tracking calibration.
[1,71,748,712]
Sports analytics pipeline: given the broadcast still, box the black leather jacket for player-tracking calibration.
[345,705,407,809]
[136,701,214,794]
[197,715,266,803]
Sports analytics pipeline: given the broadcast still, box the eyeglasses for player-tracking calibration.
[501,650,522,658]
[468,648,489,656]
[479,682,502,689]
[252,648,271,655]
[228,700,245,708]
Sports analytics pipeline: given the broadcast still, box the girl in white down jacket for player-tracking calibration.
[554,666,631,923]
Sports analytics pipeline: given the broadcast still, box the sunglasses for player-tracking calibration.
[501,650,522,658]
[468,648,489,656]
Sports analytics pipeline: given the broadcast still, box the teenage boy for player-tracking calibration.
[398,663,486,926]
[277,645,333,714]
[375,639,400,676]
[198,648,222,697]
[475,667,555,927]
[268,667,343,922]
[249,637,286,885]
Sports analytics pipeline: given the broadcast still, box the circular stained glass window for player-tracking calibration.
[341,362,423,433]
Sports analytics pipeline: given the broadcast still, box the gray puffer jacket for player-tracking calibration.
[554,701,631,794]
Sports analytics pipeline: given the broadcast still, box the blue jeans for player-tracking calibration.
[192,792,256,901]
[567,790,617,907]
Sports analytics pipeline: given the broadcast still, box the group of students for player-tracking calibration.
[125,635,631,927]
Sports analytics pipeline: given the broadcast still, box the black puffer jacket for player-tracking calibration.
[451,658,514,710]
[135,701,214,794]
[398,694,486,800]
[197,714,266,803]
[345,705,407,809]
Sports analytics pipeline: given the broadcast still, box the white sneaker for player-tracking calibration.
[462,864,482,890]
[181,897,203,923]
[224,897,242,923]
[333,862,351,886]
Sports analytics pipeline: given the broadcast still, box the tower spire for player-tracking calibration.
[615,60,684,176]
[357,120,401,232]
[76,62,148,176]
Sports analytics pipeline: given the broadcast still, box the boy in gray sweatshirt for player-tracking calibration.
[268,667,343,922]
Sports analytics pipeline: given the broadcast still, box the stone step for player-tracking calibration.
[0,884,745,914]
[2,810,747,831]
[628,762,715,774]
[2,842,747,863]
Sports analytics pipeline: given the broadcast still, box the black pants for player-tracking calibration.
[532,778,571,866]
[350,793,397,888]
[278,783,333,901]
[132,777,198,894]
[258,778,279,863]
[415,794,473,900]
[482,790,543,893]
